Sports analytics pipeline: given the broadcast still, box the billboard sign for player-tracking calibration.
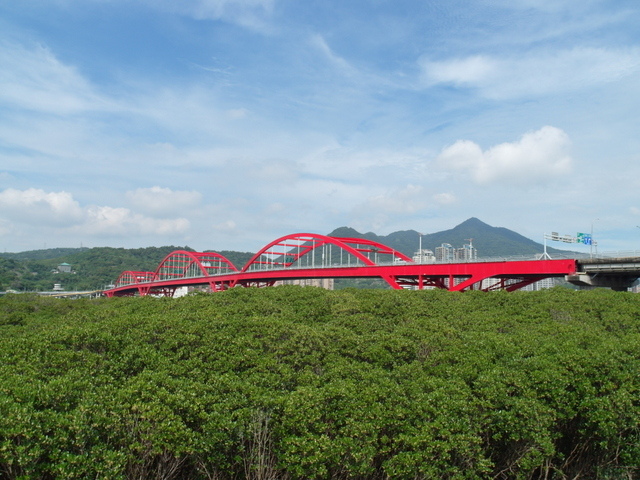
[577,233,592,245]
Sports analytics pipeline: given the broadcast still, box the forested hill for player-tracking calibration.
[330,217,569,257]
[0,247,90,261]
[0,245,255,292]
[0,246,189,292]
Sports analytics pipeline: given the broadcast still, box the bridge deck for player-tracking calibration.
[105,258,579,296]
[103,233,640,297]
[578,257,640,273]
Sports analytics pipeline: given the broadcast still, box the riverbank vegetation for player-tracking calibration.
[0,287,638,479]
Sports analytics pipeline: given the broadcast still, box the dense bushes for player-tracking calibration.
[0,287,639,479]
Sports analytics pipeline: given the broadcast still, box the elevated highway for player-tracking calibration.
[567,257,640,291]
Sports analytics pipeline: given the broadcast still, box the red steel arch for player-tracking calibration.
[103,233,583,298]
[241,233,413,273]
[114,271,155,288]
[110,271,156,297]
[155,250,238,281]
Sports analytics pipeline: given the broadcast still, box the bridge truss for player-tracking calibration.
[104,233,579,297]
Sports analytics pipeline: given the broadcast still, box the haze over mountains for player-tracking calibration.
[3,217,565,260]
[330,217,565,258]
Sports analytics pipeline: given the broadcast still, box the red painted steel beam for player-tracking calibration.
[114,271,155,288]
[103,259,577,296]
[103,232,577,297]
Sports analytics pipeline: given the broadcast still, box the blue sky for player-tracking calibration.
[1,0,639,255]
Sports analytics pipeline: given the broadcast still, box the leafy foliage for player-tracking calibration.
[0,288,638,479]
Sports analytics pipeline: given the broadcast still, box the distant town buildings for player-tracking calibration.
[278,278,334,289]
[412,249,436,263]
[522,278,561,291]
[455,243,478,262]
[435,243,454,262]
[175,277,336,295]
[432,241,477,262]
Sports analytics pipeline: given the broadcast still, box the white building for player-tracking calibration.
[435,243,455,262]
[455,243,477,261]
[412,249,436,263]
[57,262,72,273]
[522,277,560,291]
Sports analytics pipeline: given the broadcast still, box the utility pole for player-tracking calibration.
[590,219,599,259]
[418,232,425,263]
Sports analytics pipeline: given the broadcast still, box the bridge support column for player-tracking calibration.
[138,286,150,296]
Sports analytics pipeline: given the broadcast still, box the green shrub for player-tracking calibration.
[0,287,638,479]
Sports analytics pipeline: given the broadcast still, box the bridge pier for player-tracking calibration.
[565,273,637,291]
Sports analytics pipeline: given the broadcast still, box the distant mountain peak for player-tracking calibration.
[330,226,364,238]
[456,217,490,228]
[328,218,553,257]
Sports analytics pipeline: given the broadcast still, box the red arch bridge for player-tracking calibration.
[103,232,640,297]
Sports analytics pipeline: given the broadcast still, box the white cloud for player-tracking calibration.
[310,34,356,75]
[212,219,237,232]
[433,192,456,205]
[34,0,276,27]
[144,0,275,29]
[0,188,190,238]
[438,126,572,185]
[363,184,426,215]
[419,47,640,99]
[0,188,84,226]
[0,41,253,165]
[420,55,497,87]
[81,206,190,236]
[126,186,203,216]
[227,108,249,119]
[487,0,606,14]
[298,143,430,182]
[0,41,110,114]
[0,218,13,237]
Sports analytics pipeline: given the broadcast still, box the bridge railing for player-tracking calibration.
[182,253,565,274]
[115,247,638,290]
[114,253,580,287]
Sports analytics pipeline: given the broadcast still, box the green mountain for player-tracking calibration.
[0,245,257,292]
[329,217,566,258]
[0,246,190,292]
